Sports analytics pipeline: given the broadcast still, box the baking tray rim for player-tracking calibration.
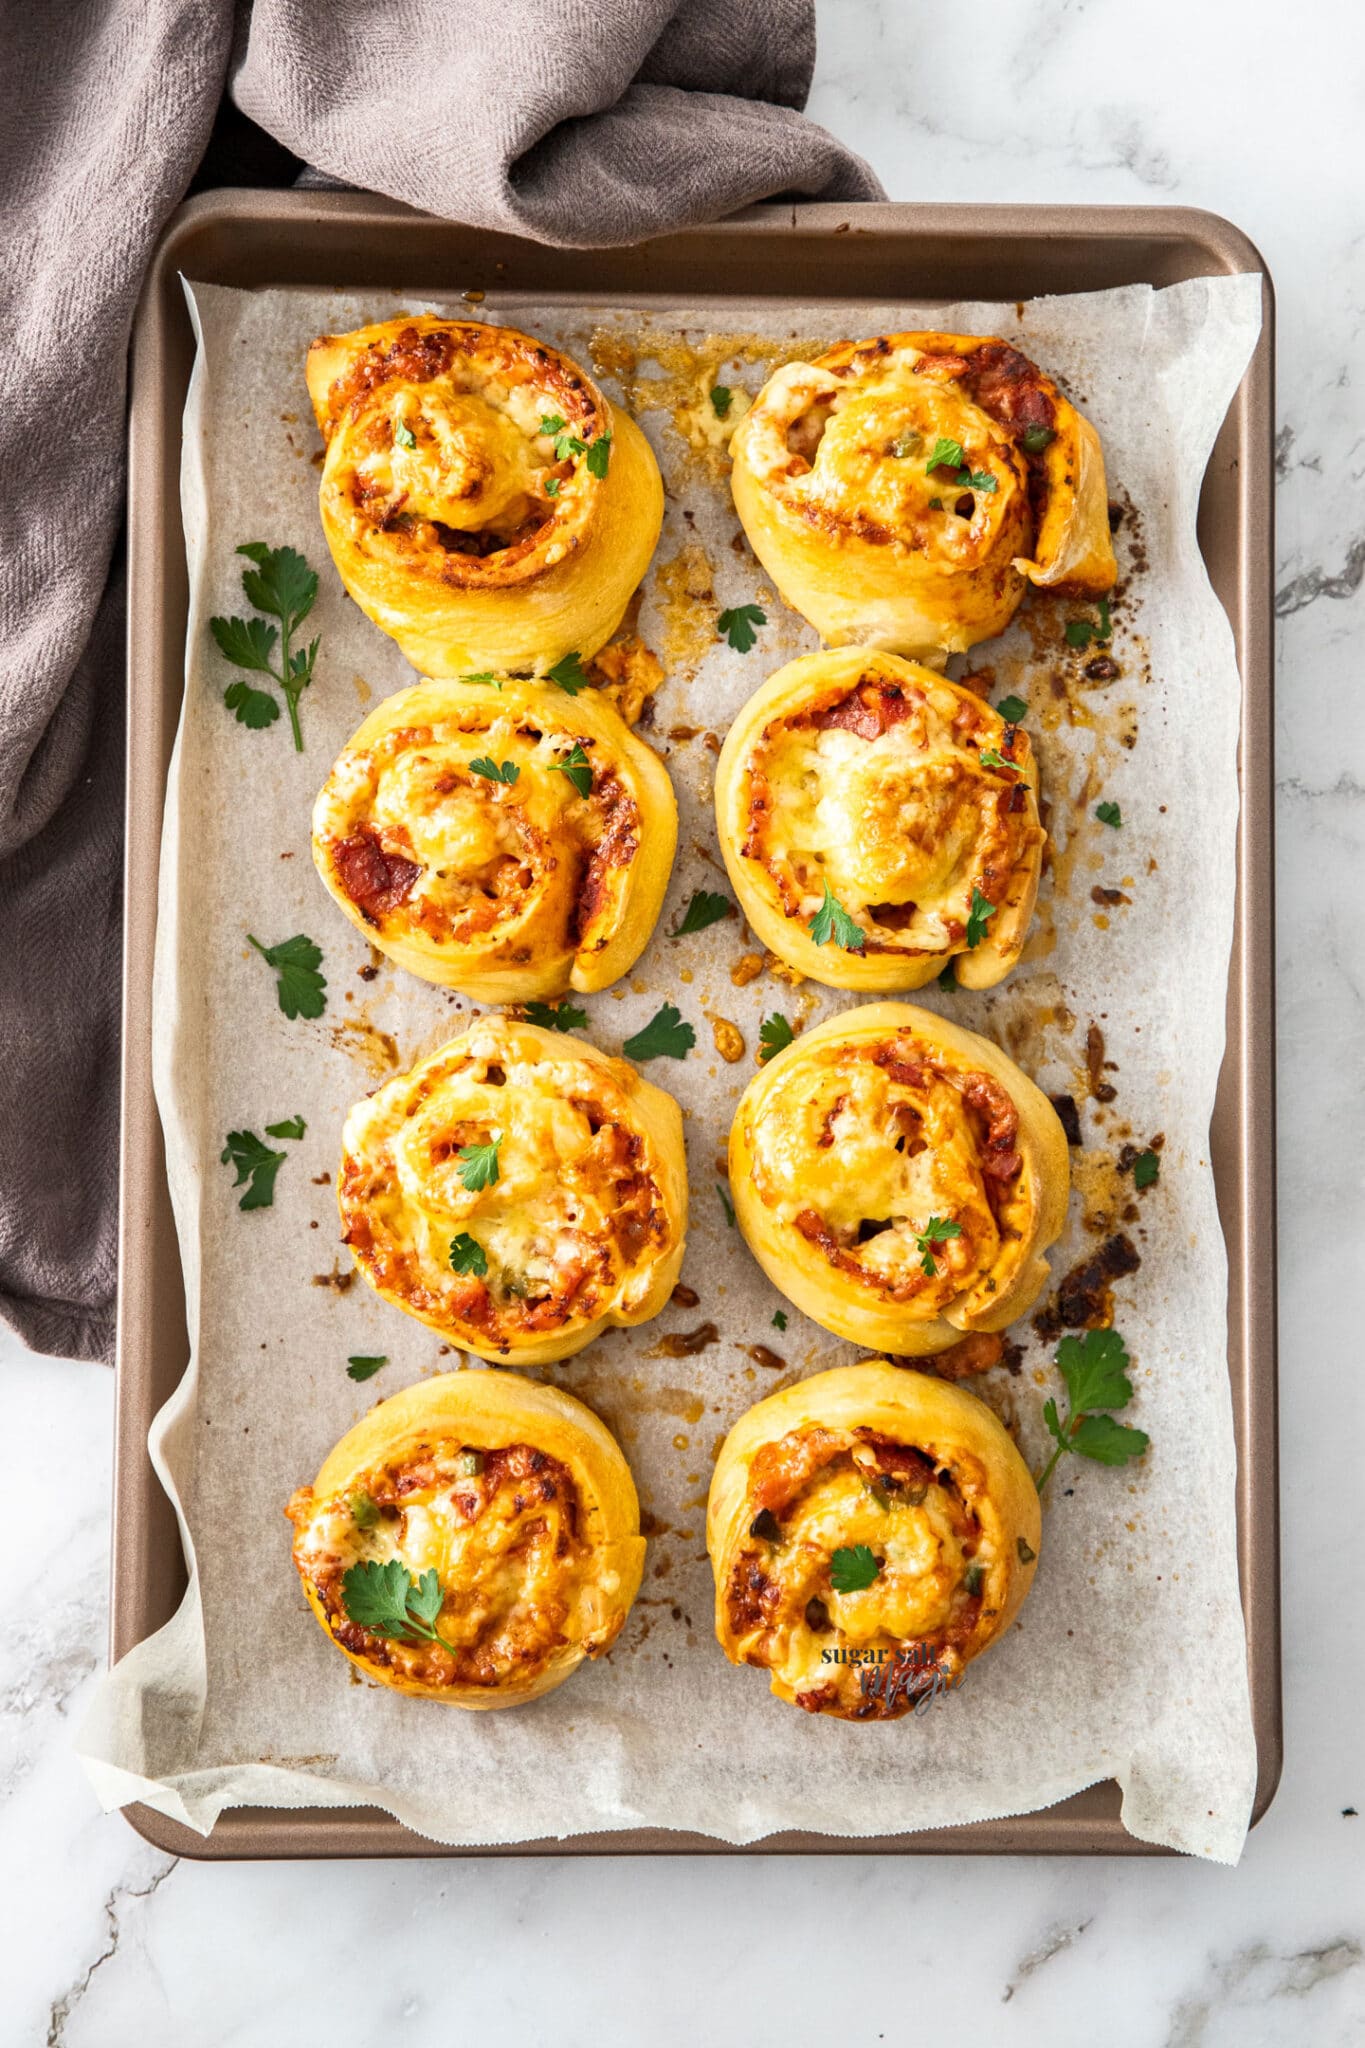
[114,189,1279,1860]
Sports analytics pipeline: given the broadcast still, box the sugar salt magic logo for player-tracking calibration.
[820,1640,968,1714]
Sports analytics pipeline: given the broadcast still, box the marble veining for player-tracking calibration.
[3,0,1363,2038]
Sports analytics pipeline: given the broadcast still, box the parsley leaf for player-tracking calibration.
[1035,1326,1149,1492]
[549,744,592,798]
[457,1137,501,1192]
[674,889,733,936]
[965,888,996,949]
[1064,619,1095,649]
[223,678,280,729]
[1068,1412,1150,1464]
[1095,800,1123,828]
[211,542,321,752]
[247,932,327,1020]
[539,414,566,436]
[808,879,865,952]
[585,434,612,479]
[469,756,520,786]
[448,1233,488,1277]
[544,477,561,497]
[1021,425,1056,454]
[927,496,944,510]
[210,615,277,672]
[717,1182,736,1228]
[393,421,416,450]
[1097,598,1112,642]
[623,1002,695,1062]
[341,1558,460,1657]
[996,694,1029,723]
[830,1544,881,1593]
[710,386,733,418]
[546,651,591,696]
[346,1355,387,1382]
[978,747,1012,770]
[717,604,766,654]
[461,672,499,688]
[265,1115,306,1141]
[937,963,958,991]
[915,1215,962,1277]
[964,470,998,493]
[220,1129,286,1210]
[522,1000,588,1032]
[237,541,317,634]
[757,1013,795,1064]
[350,1492,380,1529]
[1057,1327,1133,1412]
[772,1309,788,1331]
[1133,1148,1160,1190]
[926,436,965,474]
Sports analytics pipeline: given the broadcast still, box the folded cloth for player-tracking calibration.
[0,0,882,1364]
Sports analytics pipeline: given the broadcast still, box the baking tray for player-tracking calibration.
[116,192,1278,1858]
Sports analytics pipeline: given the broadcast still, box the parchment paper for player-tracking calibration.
[79,271,1263,1860]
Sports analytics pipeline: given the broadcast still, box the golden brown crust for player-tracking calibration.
[305,315,664,675]
[338,1015,688,1366]
[728,1002,1070,1354]
[288,1370,645,1708]
[729,330,1115,660]
[312,676,677,1000]
[707,1363,1041,1718]
[714,646,1044,991]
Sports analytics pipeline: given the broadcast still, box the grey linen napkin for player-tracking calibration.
[0,1,881,1363]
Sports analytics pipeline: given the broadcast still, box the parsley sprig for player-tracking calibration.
[546,651,591,696]
[346,1355,387,1383]
[915,1216,962,1277]
[623,1003,695,1062]
[448,1233,488,1276]
[996,694,1029,723]
[457,1137,501,1192]
[1034,1327,1149,1494]
[522,1000,587,1032]
[220,1129,286,1210]
[809,880,865,952]
[674,889,733,936]
[550,744,592,798]
[924,438,997,494]
[757,1013,794,1064]
[340,1559,461,1660]
[965,888,996,949]
[717,604,766,654]
[469,756,519,787]
[1064,598,1113,651]
[248,932,327,1019]
[210,543,320,752]
[830,1545,881,1593]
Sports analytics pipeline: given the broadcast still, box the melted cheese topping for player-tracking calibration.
[339,1023,680,1356]
[316,707,636,969]
[725,1430,985,1718]
[316,317,604,584]
[742,665,1039,958]
[290,1439,617,1690]
[744,1035,1029,1316]
[737,349,1030,572]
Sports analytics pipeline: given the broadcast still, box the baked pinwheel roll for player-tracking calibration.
[708,1361,1039,1718]
[312,676,676,1000]
[714,647,1043,990]
[338,1015,687,1365]
[729,1002,1068,1355]
[730,332,1115,659]
[287,1370,645,1707]
[305,315,664,675]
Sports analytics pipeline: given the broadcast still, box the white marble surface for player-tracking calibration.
[5,2,1363,2039]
